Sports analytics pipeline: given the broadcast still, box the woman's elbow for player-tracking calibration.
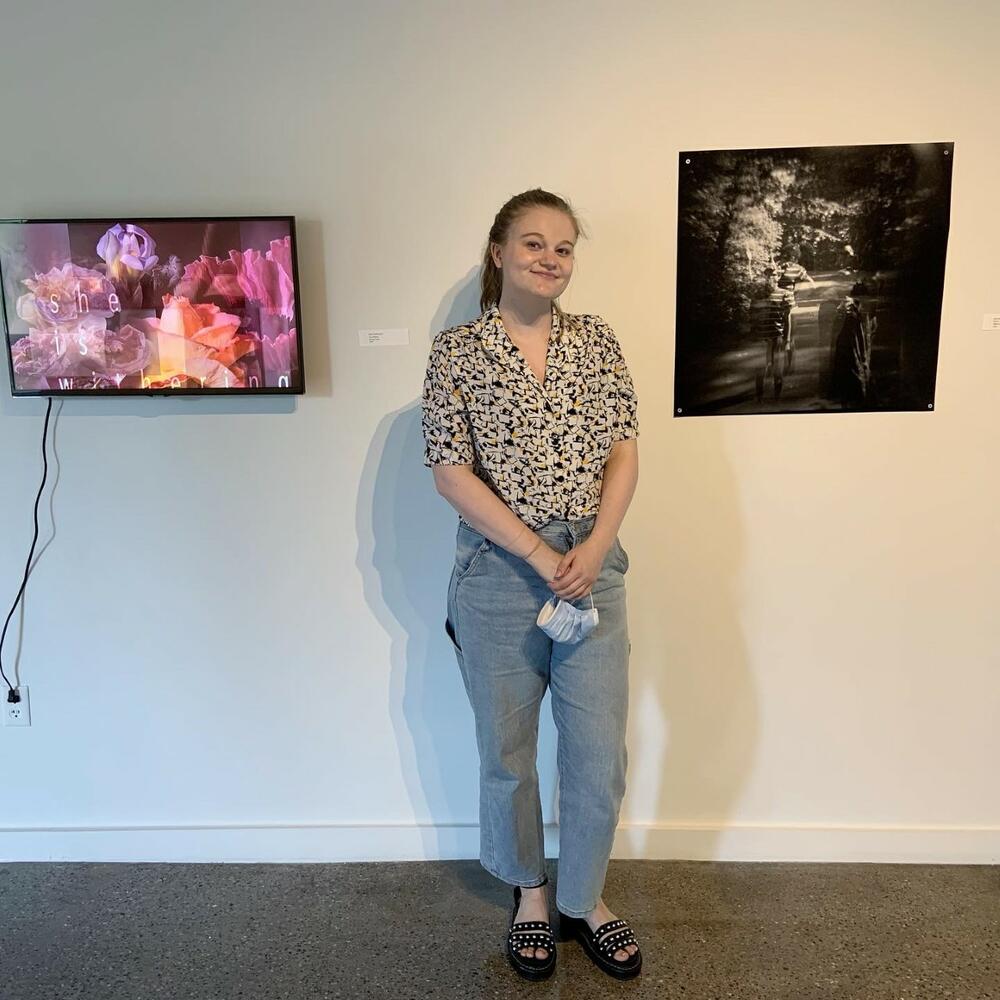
[432,464,472,498]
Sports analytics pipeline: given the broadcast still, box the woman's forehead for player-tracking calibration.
[512,207,576,241]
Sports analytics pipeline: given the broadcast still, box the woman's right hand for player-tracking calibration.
[525,539,563,590]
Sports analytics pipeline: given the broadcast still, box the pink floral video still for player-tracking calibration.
[0,217,302,394]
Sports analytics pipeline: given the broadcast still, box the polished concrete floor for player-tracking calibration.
[2,859,997,999]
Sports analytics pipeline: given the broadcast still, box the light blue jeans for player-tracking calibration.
[444,513,631,917]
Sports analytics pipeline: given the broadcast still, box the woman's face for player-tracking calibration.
[491,206,576,304]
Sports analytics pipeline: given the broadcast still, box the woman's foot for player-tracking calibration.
[512,884,551,960]
[583,898,639,962]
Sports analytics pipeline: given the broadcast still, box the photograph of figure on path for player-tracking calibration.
[673,141,953,416]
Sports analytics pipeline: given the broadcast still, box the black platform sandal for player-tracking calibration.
[506,876,556,981]
[558,912,642,979]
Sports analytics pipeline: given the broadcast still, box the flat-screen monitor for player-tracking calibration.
[0,216,304,396]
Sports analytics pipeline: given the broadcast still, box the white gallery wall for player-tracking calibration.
[1,0,997,863]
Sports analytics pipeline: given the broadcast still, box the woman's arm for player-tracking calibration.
[543,439,638,601]
[432,464,547,560]
[587,439,639,558]
[523,315,642,594]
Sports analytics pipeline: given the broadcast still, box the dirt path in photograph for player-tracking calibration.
[679,270,863,415]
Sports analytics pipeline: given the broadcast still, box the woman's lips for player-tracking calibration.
[534,272,559,280]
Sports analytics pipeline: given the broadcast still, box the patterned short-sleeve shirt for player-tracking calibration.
[421,303,639,529]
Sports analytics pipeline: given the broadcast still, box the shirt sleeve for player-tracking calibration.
[421,332,476,467]
[597,317,639,442]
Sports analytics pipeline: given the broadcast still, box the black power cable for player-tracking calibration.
[1,395,54,703]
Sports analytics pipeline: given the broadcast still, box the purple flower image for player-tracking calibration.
[97,223,160,281]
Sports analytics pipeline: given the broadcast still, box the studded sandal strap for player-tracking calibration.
[596,922,638,958]
[509,923,554,936]
[599,929,637,953]
[591,918,628,938]
[509,921,555,946]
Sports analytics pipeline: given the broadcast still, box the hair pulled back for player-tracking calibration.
[479,188,585,317]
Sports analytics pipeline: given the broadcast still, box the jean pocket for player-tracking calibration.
[445,616,462,653]
[613,535,630,574]
[455,525,491,582]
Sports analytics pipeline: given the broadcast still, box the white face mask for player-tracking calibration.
[536,593,599,644]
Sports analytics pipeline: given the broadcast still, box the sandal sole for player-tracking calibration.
[507,951,556,980]
[559,913,642,980]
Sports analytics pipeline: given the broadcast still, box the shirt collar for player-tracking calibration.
[480,302,564,357]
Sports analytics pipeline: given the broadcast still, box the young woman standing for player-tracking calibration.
[421,188,641,981]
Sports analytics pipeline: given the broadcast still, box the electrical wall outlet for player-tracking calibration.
[4,685,30,727]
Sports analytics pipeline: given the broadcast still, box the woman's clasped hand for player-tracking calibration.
[527,536,607,601]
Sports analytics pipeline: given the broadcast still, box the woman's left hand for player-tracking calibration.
[548,537,607,601]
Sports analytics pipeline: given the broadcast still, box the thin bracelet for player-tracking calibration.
[523,537,542,560]
[510,524,536,559]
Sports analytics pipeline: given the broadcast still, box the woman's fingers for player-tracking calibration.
[550,574,579,595]
[551,577,594,600]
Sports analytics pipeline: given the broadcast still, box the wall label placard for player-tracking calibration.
[359,328,409,347]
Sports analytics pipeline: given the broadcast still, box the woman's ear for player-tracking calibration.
[490,242,502,269]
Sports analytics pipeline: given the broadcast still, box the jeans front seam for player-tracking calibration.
[485,770,499,876]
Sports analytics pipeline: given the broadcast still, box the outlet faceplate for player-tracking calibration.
[3,685,30,726]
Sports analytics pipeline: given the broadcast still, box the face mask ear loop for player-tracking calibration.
[539,595,559,627]
[588,592,595,611]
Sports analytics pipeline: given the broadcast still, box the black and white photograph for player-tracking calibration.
[673,141,954,416]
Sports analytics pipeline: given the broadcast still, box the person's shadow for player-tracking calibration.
[356,269,560,901]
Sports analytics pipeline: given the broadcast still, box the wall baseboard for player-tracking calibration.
[2,821,998,864]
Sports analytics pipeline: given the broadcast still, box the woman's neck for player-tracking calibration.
[497,292,553,335]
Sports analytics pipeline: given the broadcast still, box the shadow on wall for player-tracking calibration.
[354,269,549,877]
